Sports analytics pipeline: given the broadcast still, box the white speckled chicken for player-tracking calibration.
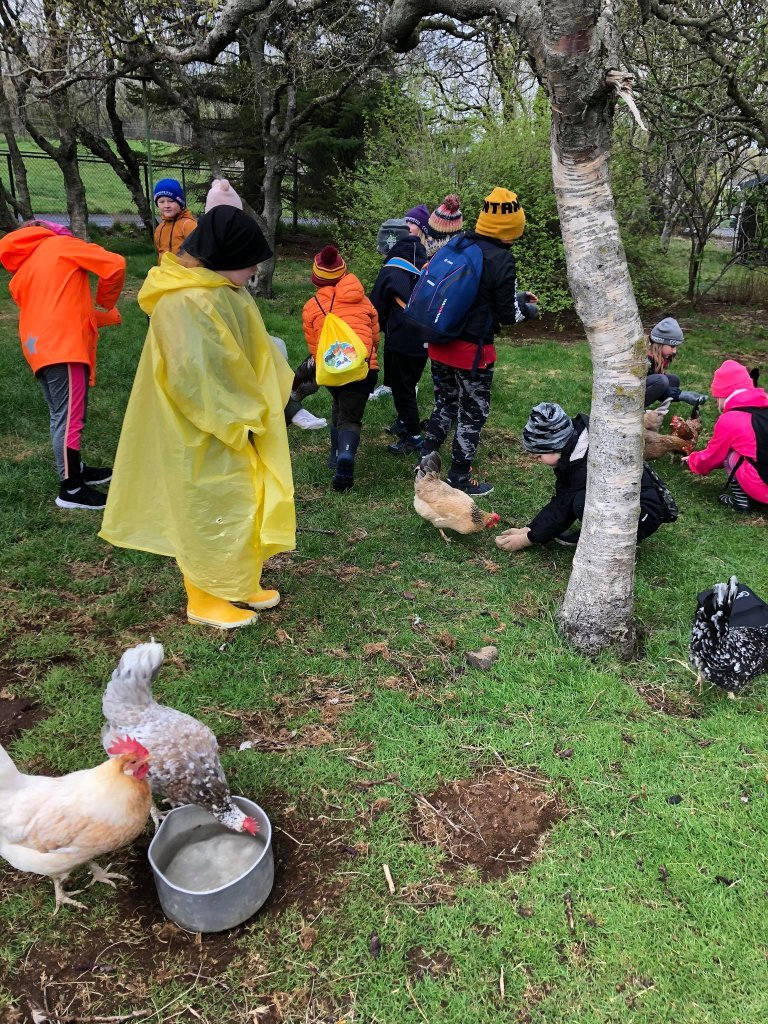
[102,642,258,835]
[689,577,768,696]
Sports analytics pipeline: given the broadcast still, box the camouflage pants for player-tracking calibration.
[422,360,494,472]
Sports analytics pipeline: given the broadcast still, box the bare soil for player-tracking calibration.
[412,769,567,881]
[0,695,45,745]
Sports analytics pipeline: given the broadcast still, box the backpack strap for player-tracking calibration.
[313,292,335,317]
[385,256,421,275]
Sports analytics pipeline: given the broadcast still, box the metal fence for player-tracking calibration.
[0,150,241,227]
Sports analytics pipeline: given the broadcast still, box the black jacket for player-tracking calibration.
[368,237,428,357]
[526,415,667,544]
[461,231,532,346]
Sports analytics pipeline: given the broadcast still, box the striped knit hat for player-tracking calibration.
[311,244,347,287]
[428,194,463,243]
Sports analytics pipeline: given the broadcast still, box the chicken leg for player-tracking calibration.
[53,874,87,914]
[87,861,129,888]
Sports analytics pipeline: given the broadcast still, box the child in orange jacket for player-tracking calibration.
[153,178,197,261]
[302,245,380,491]
[0,221,125,509]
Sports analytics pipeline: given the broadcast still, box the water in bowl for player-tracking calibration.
[162,823,264,892]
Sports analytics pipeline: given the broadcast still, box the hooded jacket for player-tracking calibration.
[99,254,295,599]
[0,225,125,382]
[302,273,380,371]
[527,415,667,544]
[687,385,768,503]
[368,237,428,357]
[153,208,197,261]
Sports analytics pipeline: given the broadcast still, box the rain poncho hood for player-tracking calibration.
[100,254,295,598]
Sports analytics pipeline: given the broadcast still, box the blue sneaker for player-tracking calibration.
[447,471,493,497]
[388,434,423,455]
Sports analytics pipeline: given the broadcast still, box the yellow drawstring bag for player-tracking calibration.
[313,295,370,386]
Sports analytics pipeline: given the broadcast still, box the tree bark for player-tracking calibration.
[251,153,284,298]
[384,0,648,655]
[0,83,32,220]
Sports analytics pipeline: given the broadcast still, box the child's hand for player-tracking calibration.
[526,292,539,304]
[681,455,690,466]
[496,528,533,553]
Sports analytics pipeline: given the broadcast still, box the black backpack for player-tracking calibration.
[730,406,768,485]
[697,581,768,629]
[643,462,678,523]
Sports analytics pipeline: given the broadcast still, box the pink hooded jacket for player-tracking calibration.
[687,384,768,503]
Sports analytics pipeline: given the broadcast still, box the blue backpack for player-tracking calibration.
[404,234,483,344]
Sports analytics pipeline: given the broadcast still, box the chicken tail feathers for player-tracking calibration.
[416,451,441,480]
[102,641,164,721]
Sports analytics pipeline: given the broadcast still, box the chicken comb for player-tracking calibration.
[107,736,149,758]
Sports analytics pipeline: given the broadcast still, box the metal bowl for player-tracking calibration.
[148,796,273,933]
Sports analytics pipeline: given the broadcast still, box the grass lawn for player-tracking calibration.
[0,238,767,1023]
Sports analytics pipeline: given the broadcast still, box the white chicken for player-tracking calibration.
[0,736,152,912]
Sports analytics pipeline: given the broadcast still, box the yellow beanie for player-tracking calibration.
[475,187,526,242]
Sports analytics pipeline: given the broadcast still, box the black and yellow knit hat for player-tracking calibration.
[475,187,526,242]
[311,245,347,287]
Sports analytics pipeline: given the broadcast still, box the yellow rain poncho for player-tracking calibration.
[100,254,295,599]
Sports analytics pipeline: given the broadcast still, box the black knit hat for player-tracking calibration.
[521,403,574,454]
[181,206,272,271]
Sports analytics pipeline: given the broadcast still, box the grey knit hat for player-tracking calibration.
[649,317,684,346]
[521,403,574,454]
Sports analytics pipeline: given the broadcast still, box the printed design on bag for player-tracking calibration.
[323,339,360,371]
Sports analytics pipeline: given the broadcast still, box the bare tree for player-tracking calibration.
[384,1,655,656]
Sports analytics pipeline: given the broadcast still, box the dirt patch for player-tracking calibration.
[0,690,46,744]
[632,681,701,718]
[412,769,566,880]
[406,946,455,980]
[0,790,355,1022]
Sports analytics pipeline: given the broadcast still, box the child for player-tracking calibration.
[302,245,380,491]
[420,187,539,496]
[496,403,669,552]
[425,194,463,257]
[100,207,295,630]
[205,178,327,431]
[645,317,707,408]
[0,220,125,509]
[369,221,428,454]
[684,359,768,513]
[153,178,197,261]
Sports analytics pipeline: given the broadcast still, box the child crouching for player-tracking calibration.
[302,245,380,491]
[496,403,669,553]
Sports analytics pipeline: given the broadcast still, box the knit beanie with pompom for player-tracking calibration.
[205,178,243,212]
[428,194,463,243]
[311,244,347,287]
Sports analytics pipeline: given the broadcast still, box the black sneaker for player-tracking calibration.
[388,435,423,455]
[555,530,581,546]
[447,472,494,497]
[56,483,107,510]
[82,464,112,486]
[386,419,407,438]
[718,493,751,514]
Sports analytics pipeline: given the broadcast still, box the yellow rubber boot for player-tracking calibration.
[237,587,281,611]
[183,577,258,630]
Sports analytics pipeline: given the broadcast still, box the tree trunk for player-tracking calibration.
[687,234,704,301]
[0,81,33,219]
[659,213,677,253]
[553,145,647,655]
[251,155,284,298]
[57,140,89,240]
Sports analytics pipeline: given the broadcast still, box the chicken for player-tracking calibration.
[102,642,258,835]
[414,451,500,543]
[689,577,768,697]
[669,405,704,444]
[644,430,693,460]
[0,736,151,912]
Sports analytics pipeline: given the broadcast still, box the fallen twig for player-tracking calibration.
[297,527,337,535]
[382,863,396,895]
[563,892,576,936]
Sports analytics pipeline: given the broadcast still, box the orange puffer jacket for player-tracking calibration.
[0,226,126,383]
[302,273,380,371]
[153,208,197,261]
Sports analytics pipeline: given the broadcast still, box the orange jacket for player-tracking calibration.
[153,208,197,261]
[0,226,126,383]
[302,274,380,371]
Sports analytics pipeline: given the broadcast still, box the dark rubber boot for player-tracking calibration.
[327,427,339,470]
[333,429,359,492]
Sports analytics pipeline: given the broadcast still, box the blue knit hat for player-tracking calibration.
[153,178,185,208]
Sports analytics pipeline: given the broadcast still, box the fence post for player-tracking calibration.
[6,153,15,200]
[181,167,186,196]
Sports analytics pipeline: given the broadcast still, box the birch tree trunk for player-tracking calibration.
[383,0,648,655]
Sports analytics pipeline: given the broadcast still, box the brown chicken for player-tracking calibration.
[644,430,693,460]
[670,410,703,444]
[643,397,673,432]
[414,452,500,543]
[643,397,697,459]
[0,736,151,912]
